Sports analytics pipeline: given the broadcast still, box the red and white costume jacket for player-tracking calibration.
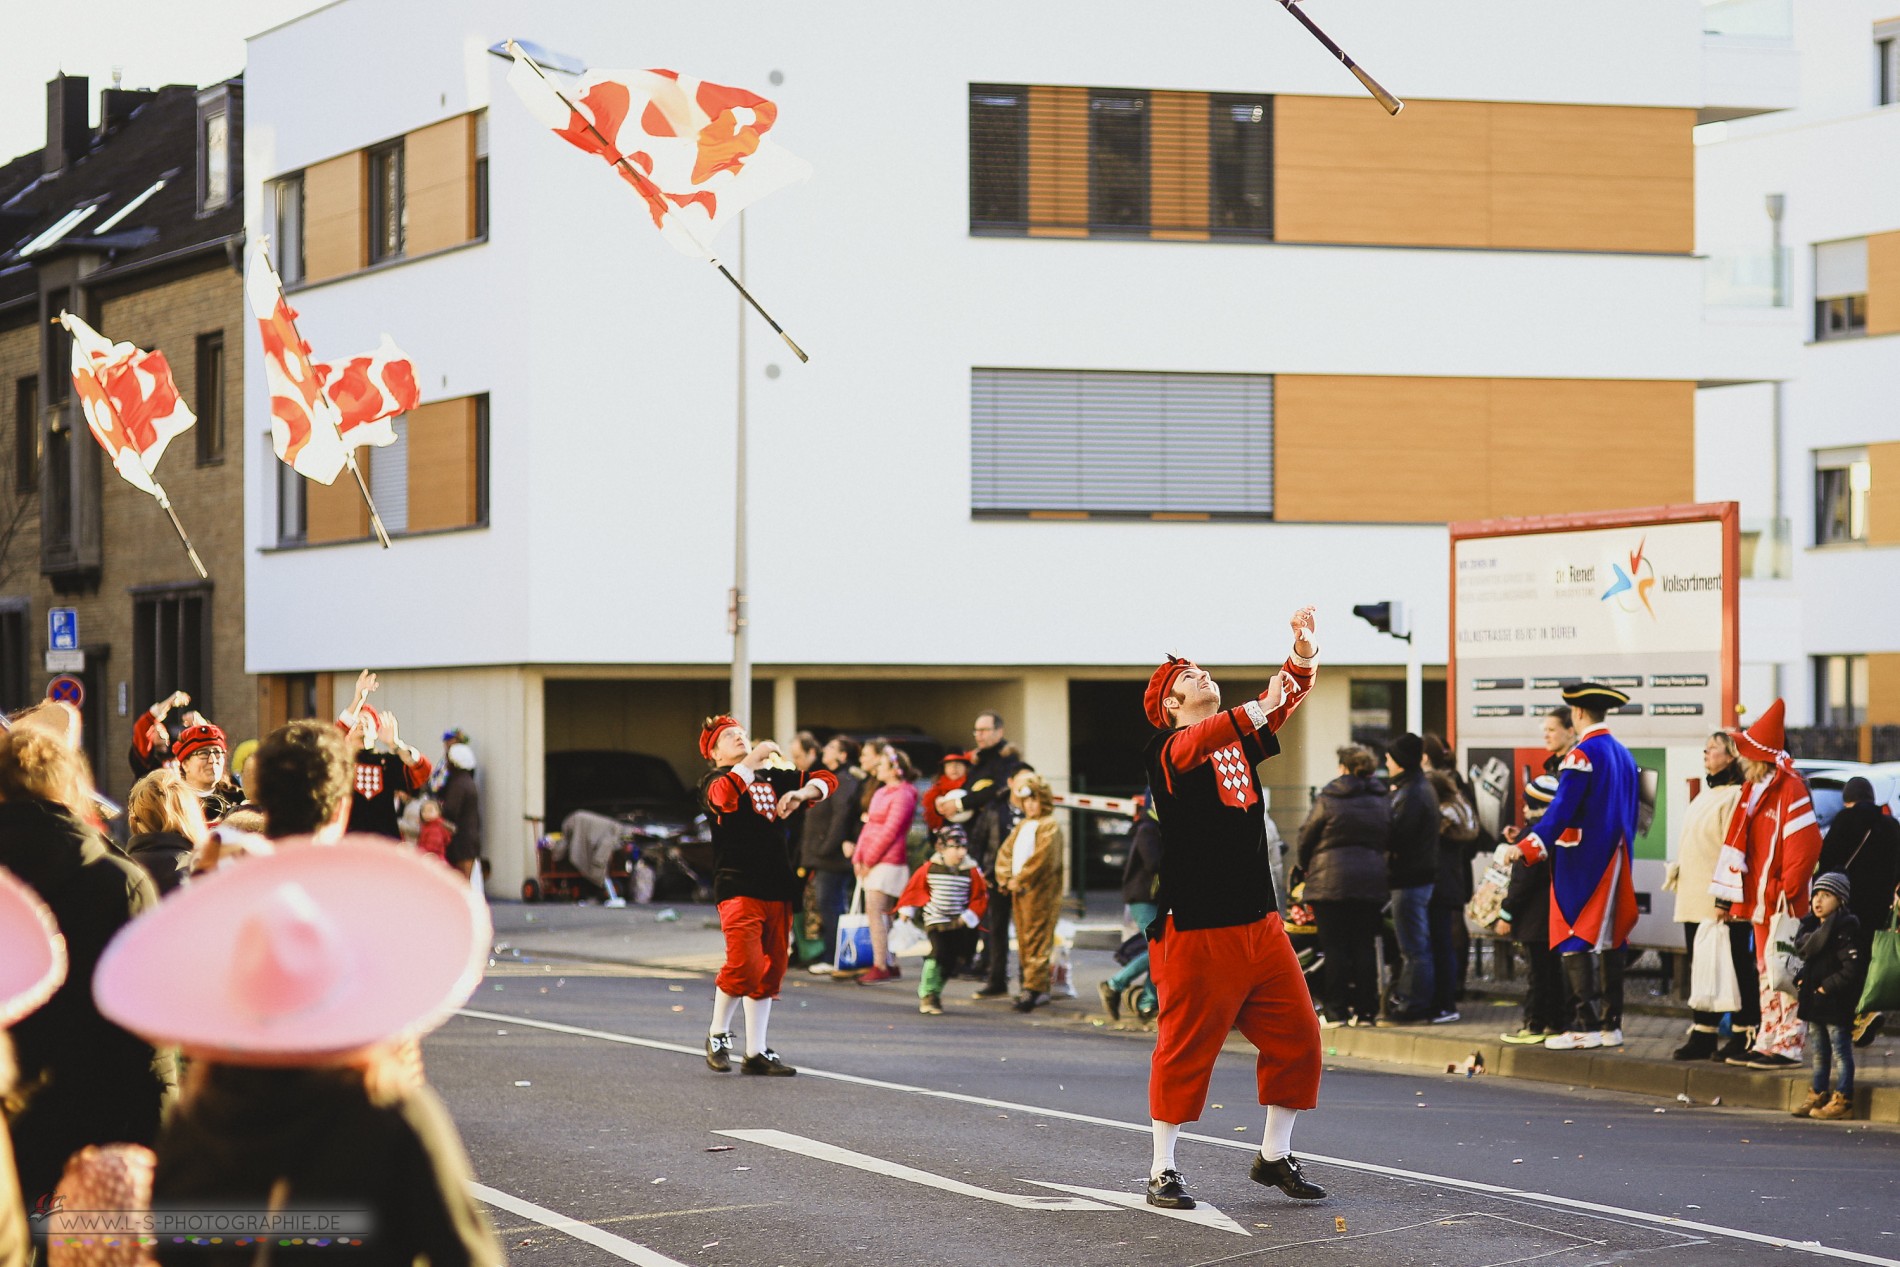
[1711,759,1823,965]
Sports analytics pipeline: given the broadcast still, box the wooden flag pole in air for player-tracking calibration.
[506,41,809,363]
[150,484,210,579]
[1274,0,1404,115]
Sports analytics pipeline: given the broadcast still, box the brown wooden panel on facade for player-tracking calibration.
[1866,440,1900,545]
[302,151,366,282]
[1866,231,1900,336]
[405,114,477,256]
[304,470,368,543]
[405,397,480,532]
[1274,375,1692,522]
[1027,85,1088,237]
[1867,654,1900,727]
[1274,97,1691,253]
[1148,91,1210,240]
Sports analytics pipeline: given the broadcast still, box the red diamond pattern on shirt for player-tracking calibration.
[747,781,779,818]
[1210,744,1256,809]
[355,762,384,799]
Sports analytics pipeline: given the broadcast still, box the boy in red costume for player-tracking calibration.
[699,715,837,1076]
[1140,607,1327,1210]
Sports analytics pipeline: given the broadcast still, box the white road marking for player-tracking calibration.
[1024,1180,1250,1236]
[715,1129,1114,1210]
[456,1008,1900,1267]
[470,1183,690,1266]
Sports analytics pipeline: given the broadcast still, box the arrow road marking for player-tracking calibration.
[714,1129,1116,1212]
[1025,1181,1250,1236]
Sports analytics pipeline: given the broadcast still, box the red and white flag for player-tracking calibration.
[318,334,421,450]
[247,243,349,484]
[508,43,811,260]
[59,312,195,501]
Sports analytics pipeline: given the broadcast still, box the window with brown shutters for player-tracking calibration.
[969,84,1271,241]
[971,369,1274,519]
[289,394,488,545]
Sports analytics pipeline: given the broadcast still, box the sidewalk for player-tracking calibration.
[489,900,1900,1125]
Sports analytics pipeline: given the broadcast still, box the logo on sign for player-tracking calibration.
[1600,537,1657,619]
[48,608,78,652]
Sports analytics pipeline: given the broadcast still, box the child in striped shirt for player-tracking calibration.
[897,825,991,1015]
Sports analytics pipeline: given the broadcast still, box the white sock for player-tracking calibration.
[1150,1121,1181,1178]
[710,989,741,1038]
[743,996,772,1057]
[1261,1105,1298,1162]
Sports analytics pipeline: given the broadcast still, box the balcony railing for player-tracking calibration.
[1741,517,1793,579]
[1704,248,1789,308]
[1703,0,1792,39]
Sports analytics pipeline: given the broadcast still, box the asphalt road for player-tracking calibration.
[426,956,1900,1267]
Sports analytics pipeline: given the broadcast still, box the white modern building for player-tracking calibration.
[242,0,1794,894]
[1696,0,1900,745]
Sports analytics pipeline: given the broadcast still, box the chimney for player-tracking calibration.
[44,74,90,177]
[98,86,156,138]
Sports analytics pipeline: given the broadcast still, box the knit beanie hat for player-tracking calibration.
[1811,871,1851,902]
[1388,733,1424,771]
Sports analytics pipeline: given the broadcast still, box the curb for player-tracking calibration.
[494,937,1900,1127]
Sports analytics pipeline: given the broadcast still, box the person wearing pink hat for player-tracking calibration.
[0,866,68,1267]
[93,838,503,1267]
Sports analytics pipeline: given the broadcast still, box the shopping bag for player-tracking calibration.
[1465,861,1511,931]
[1857,904,1900,1014]
[1688,918,1742,1013]
[1764,897,1804,998]
[888,915,928,957]
[835,885,874,972]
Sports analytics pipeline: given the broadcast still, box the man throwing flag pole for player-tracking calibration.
[1503,682,1642,1051]
[1140,607,1326,1211]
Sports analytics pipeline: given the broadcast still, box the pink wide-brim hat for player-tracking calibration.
[93,837,489,1065]
[0,865,66,1027]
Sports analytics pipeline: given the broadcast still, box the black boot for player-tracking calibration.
[1599,947,1625,1034]
[1146,1169,1195,1209]
[1250,1154,1328,1200]
[1715,1029,1752,1063]
[1672,1027,1719,1061]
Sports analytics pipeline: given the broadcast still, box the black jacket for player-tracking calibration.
[799,766,863,873]
[1500,854,1551,945]
[1294,774,1390,904]
[127,830,195,895]
[957,741,1024,870]
[438,767,484,864]
[1121,815,1163,904]
[1428,771,1479,909]
[1795,908,1866,1027]
[1386,768,1440,890]
[1818,803,1900,957]
[0,799,176,1211]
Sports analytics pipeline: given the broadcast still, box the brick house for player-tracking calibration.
[0,73,253,802]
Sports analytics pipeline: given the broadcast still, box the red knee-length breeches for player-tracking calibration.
[716,896,791,999]
[1147,911,1322,1124]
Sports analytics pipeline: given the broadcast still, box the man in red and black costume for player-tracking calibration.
[1140,607,1327,1210]
[699,714,837,1077]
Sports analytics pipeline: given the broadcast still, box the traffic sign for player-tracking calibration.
[46,675,84,708]
[48,608,77,652]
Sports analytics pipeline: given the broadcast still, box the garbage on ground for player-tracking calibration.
[513,1080,531,1087]
[654,908,680,922]
[651,1177,667,1185]
[706,1146,733,1152]
[1335,1217,1348,1233]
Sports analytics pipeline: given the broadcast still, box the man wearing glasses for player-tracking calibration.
[936,711,1025,997]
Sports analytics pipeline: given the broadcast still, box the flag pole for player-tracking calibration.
[729,210,751,729]
[508,42,810,363]
[345,453,393,549]
[149,484,209,579]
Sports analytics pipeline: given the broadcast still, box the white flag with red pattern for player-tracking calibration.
[317,334,422,450]
[58,311,195,501]
[246,243,350,484]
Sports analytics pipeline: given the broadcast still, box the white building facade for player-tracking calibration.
[243,0,1792,893]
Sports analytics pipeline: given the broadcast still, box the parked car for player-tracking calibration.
[543,749,713,900]
[1791,759,1900,830]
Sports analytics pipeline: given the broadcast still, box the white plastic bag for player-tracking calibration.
[1764,899,1804,999]
[888,917,928,957]
[835,885,874,971]
[1687,918,1742,1012]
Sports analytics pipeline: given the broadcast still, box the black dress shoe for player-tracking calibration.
[1013,991,1051,1013]
[1250,1153,1327,1200]
[1146,1169,1195,1209]
[705,1032,734,1073]
[973,984,1011,999]
[1098,980,1123,1021]
[740,1049,797,1076]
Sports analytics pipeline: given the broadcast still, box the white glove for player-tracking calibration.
[897,907,917,922]
[958,908,981,929]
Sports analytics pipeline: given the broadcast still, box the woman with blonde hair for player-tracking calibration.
[997,772,1065,1012]
[127,769,211,896]
[0,727,174,1222]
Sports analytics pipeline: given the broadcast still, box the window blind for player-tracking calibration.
[971,368,1274,517]
[1814,237,1868,299]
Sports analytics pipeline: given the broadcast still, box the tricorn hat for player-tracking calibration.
[1560,682,1630,713]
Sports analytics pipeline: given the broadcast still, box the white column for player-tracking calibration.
[773,675,798,749]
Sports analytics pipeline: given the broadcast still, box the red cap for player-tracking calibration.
[699,715,742,761]
[941,751,974,767]
[1735,698,1787,763]
[1144,656,1196,729]
[174,723,228,765]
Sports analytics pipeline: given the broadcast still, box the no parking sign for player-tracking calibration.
[46,675,84,708]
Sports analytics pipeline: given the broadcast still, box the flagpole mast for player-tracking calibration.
[345,453,393,549]
[150,485,209,579]
[729,211,751,730]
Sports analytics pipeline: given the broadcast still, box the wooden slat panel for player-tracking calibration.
[1485,379,1693,516]
[304,471,368,543]
[302,151,365,282]
[1866,230,1900,336]
[1489,103,1691,180]
[1273,375,1490,521]
[1148,90,1209,241]
[405,114,475,255]
[1273,96,1489,245]
[405,397,480,532]
[1868,654,1900,727]
[1491,174,1692,253]
[1027,85,1088,237]
[1866,440,1900,545]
